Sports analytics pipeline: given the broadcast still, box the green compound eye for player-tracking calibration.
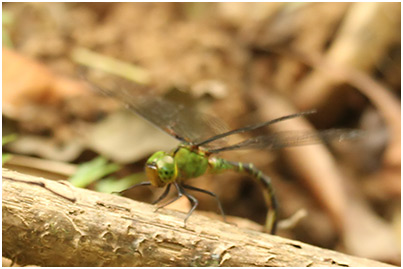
[146,152,177,186]
[156,156,176,182]
[150,155,176,183]
[158,167,174,181]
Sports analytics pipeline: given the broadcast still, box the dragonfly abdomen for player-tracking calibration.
[208,157,278,234]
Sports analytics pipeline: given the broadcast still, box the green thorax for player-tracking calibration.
[175,146,238,179]
[174,146,209,181]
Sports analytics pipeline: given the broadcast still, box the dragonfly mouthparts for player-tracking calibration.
[147,162,157,169]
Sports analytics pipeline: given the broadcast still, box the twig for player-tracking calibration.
[2,169,392,267]
[71,47,151,85]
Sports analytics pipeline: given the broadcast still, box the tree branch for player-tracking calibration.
[2,169,392,266]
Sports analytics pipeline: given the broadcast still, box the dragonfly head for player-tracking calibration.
[145,151,177,187]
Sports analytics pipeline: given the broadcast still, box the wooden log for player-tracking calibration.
[2,169,392,267]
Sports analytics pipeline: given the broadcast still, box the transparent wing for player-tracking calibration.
[208,129,364,153]
[82,67,229,146]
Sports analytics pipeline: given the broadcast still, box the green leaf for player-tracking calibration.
[2,153,12,165]
[2,11,14,47]
[68,156,121,188]
[2,134,17,164]
[2,134,17,145]
[2,11,13,25]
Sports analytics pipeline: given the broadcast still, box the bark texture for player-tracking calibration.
[2,169,392,267]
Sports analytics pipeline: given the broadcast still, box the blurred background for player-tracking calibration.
[2,2,401,265]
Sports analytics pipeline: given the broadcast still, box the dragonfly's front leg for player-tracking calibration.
[154,182,183,211]
[154,182,199,226]
[112,181,152,195]
[152,184,171,205]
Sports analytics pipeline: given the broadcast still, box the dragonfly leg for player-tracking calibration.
[112,181,152,195]
[182,184,227,223]
[154,183,183,212]
[178,184,198,225]
[151,184,171,205]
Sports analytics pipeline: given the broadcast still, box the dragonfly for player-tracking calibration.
[85,71,360,235]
